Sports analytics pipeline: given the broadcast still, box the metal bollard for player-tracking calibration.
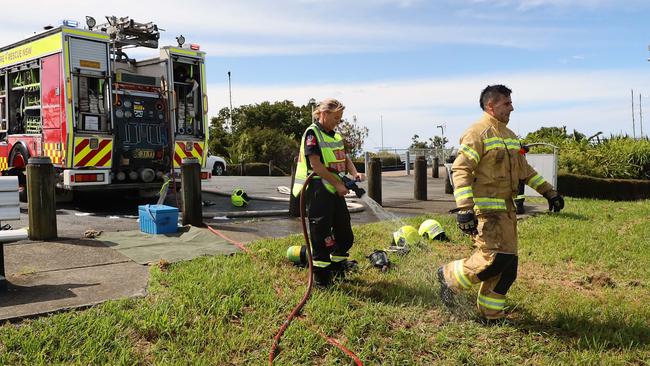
[368,157,382,205]
[364,152,370,177]
[405,151,410,175]
[27,157,57,240]
[444,164,454,194]
[181,157,202,226]
[240,161,245,176]
[432,157,439,178]
[268,160,274,176]
[288,156,300,217]
[414,155,427,200]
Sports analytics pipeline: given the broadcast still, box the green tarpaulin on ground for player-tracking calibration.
[98,226,240,265]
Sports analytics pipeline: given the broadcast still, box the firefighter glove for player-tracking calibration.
[545,192,564,212]
[456,209,478,236]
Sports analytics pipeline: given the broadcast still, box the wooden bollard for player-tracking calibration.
[288,156,300,217]
[414,155,427,201]
[181,157,202,226]
[368,157,382,205]
[27,157,57,240]
[432,157,439,178]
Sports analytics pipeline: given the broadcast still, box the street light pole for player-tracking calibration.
[380,115,384,152]
[227,71,233,131]
[436,124,446,161]
[308,98,316,123]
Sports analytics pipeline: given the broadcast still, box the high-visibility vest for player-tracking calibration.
[292,123,346,197]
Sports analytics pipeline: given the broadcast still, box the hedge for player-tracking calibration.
[558,173,650,201]
[228,163,287,176]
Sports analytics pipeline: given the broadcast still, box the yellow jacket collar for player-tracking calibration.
[481,112,508,130]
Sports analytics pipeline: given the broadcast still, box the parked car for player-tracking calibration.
[206,155,227,176]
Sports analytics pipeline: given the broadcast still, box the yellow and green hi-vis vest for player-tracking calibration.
[292,123,346,197]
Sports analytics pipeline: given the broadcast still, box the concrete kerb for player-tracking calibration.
[201,188,365,218]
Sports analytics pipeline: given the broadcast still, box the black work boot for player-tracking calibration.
[330,260,359,281]
[437,267,455,308]
[313,268,332,289]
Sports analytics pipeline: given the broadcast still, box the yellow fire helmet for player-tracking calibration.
[231,188,250,207]
[418,219,448,241]
[392,225,420,246]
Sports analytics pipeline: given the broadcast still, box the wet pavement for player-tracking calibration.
[0,169,462,321]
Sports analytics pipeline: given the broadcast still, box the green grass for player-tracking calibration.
[1,198,649,365]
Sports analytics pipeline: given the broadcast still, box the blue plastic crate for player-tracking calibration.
[138,204,179,234]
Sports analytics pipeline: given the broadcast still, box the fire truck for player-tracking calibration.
[0,16,209,201]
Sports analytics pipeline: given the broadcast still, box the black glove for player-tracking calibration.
[456,209,478,236]
[545,192,564,212]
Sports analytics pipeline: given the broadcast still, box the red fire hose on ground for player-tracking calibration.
[204,172,362,365]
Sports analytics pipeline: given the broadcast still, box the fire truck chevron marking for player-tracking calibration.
[44,143,63,164]
[193,143,203,157]
[75,139,89,155]
[173,142,204,167]
[74,139,112,167]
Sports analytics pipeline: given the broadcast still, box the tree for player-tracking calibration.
[230,100,312,140]
[228,127,298,173]
[208,113,233,159]
[410,134,429,149]
[430,136,448,150]
[338,116,369,159]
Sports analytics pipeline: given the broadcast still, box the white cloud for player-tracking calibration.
[207,69,650,150]
[0,0,566,57]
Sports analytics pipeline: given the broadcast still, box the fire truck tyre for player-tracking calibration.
[9,145,29,202]
[55,188,74,203]
[212,162,225,176]
[18,172,27,203]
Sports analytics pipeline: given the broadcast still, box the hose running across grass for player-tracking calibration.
[204,172,362,365]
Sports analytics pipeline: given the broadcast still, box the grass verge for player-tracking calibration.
[1,198,649,365]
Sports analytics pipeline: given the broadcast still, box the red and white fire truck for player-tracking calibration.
[0,16,209,201]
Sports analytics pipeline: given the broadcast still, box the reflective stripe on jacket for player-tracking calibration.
[292,123,346,196]
[452,113,554,213]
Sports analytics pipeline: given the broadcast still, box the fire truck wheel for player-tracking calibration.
[9,145,29,203]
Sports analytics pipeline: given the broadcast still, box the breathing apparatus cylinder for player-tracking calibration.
[286,245,307,266]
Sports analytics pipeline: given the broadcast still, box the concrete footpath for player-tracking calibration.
[0,169,492,322]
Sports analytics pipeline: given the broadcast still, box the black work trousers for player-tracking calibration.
[306,179,354,269]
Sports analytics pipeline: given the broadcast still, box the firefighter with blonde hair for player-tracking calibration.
[292,98,364,288]
[437,85,564,322]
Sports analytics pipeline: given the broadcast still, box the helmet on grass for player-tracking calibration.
[392,225,420,246]
[418,219,448,241]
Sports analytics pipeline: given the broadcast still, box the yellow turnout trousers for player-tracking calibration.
[442,209,519,319]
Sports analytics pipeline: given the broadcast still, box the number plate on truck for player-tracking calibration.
[133,149,154,159]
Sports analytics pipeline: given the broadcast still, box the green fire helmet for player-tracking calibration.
[231,188,250,207]
[392,225,420,246]
[418,219,448,241]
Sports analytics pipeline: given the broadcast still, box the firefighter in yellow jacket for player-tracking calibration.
[437,85,564,322]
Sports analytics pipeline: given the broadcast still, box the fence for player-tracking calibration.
[367,147,458,170]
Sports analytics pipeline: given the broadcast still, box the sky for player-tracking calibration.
[3,0,650,151]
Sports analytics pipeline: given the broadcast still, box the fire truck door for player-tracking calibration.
[41,54,64,165]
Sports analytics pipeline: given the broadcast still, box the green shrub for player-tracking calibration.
[371,152,402,167]
[558,173,650,200]
[230,163,287,176]
[525,136,650,180]
[227,127,298,174]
